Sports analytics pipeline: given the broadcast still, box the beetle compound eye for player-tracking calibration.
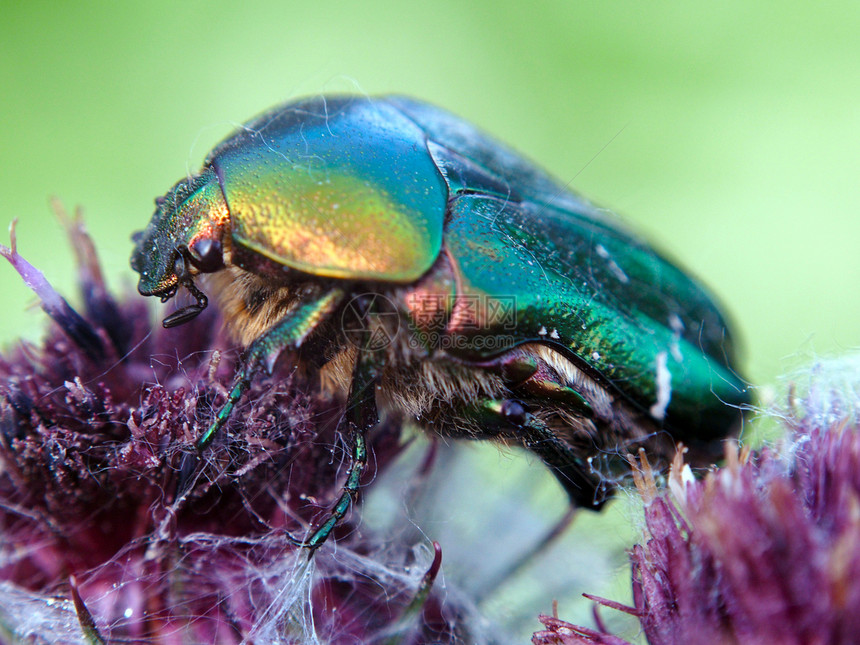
[188,238,224,273]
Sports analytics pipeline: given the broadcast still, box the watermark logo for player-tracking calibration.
[409,329,518,353]
[448,294,517,331]
[341,292,521,352]
[341,293,400,350]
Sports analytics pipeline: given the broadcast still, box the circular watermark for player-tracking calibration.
[341,293,400,351]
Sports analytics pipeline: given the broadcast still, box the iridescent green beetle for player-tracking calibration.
[131,95,748,551]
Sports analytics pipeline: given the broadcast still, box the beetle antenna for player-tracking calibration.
[186,279,208,310]
[162,279,209,328]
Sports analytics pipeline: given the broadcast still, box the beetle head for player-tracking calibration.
[131,167,229,327]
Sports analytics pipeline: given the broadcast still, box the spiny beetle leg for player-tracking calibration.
[302,319,384,554]
[473,398,609,510]
[303,427,367,552]
[196,289,344,451]
[516,412,609,509]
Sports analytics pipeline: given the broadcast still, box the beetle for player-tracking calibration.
[131,95,748,551]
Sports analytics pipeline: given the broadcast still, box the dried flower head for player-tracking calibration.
[0,211,496,644]
[536,354,860,645]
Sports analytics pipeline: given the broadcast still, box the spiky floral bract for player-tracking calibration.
[535,355,860,645]
[0,212,493,645]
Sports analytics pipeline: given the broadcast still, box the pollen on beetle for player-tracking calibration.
[649,350,673,420]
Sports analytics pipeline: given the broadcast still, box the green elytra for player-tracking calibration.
[131,95,749,552]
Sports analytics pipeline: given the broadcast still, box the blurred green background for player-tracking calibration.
[3,1,858,395]
[2,0,859,637]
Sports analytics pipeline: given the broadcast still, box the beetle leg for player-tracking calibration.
[513,411,611,509]
[477,347,594,417]
[303,347,380,553]
[196,288,344,450]
[466,398,610,509]
[301,304,384,554]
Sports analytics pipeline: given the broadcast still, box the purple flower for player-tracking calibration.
[0,212,487,644]
[536,355,860,645]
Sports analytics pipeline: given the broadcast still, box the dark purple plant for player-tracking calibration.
[534,356,860,645]
[0,212,491,644]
